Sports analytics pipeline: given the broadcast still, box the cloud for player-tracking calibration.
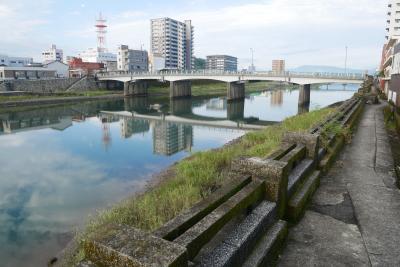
[106,0,386,69]
[0,0,388,69]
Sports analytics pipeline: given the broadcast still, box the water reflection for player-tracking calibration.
[298,102,311,115]
[0,89,355,267]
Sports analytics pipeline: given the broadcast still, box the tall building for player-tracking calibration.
[380,1,400,106]
[206,55,237,72]
[153,122,193,156]
[150,18,193,70]
[42,44,63,63]
[117,45,148,72]
[272,60,285,75]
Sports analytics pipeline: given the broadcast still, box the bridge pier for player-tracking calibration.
[124,97,149,113]
[227,82,245,101]
[227,99,245,121]
[170,98,192,115]
[298,84,311,106]
[170,81,192,98]
[298,102,310,115]
[124,81,149,97]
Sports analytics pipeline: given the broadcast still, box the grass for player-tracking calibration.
[0,90,121,102]
[148,81,296,97]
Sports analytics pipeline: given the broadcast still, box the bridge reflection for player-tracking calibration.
[0,92,314,157]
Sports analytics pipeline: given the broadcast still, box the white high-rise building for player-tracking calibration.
[42,44,63,63]
[386,1,400,41]
[150,18,193,70]
[381,1,400,105]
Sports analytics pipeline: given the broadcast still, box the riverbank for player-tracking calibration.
[0,81,276,111]
[58,106,336,266]
[0,90,124,109]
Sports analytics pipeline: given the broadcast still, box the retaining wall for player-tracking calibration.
[0,78,100,93]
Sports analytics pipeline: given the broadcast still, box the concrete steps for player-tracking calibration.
[242,220,288,267]
[287,171,321,222]
[195,201,287,267]
[287,158,314,197]
[174,180,265,260]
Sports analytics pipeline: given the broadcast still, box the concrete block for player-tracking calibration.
[282,132,320,160]
[287,159,314,197]
[279,145,306,171]
[287,171,321,222]
[153,175,251,240]
[231,157,289,218]
[242,220,288,267]
[197,201,277,267]
[174,180,265,260]
[83,224,188,267]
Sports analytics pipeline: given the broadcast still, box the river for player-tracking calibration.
[0,87,355,267]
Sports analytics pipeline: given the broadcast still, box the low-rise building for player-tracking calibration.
[68,57,104,77]
[44,61,69,78]
[0,54,33,67]
[42,44,63,63]
[78,48,117,71]
[0,66,56,80]
[206,55,238,72]
[272,59,285,75]
[117,45,148,72]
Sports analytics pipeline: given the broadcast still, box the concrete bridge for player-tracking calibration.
[98,70,364,105]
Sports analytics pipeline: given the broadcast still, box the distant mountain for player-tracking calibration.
[289,65,376,75]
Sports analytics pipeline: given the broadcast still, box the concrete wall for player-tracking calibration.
[1,78,100,93]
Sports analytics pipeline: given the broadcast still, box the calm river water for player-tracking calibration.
[0,88,355,266]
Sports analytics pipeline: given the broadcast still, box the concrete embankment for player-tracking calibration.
[0,94,124,109]
[279,102,400,266]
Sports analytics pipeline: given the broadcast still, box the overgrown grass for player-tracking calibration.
[148,81,295,97]
[0,90,120,102]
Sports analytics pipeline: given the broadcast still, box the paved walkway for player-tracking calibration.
[279,103,400,266]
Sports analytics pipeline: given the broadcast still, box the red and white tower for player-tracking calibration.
[95,13,107,52]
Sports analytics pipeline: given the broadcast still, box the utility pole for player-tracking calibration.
[344,46,348,74]
[250,48,254,72]
[344,45,348,90]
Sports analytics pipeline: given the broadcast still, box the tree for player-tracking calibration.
[194,57,206,70]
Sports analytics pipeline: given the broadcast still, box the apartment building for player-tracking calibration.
[381,1,400,106]
[206,55,237,72]
[42,44,63,63]
[272,60,285,74]
[150,18,193,70]
[117,45,148,72]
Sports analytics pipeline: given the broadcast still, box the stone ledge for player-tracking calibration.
[287,171,321,222]
[231,158,289,218]
[174,180,265,260]
[83,224,188,267]
[153,175,252,240]
[282,132,320,160]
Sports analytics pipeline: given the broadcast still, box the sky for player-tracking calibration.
[0,0,388,70]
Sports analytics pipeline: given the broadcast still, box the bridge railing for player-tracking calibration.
[97,70,365,80]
